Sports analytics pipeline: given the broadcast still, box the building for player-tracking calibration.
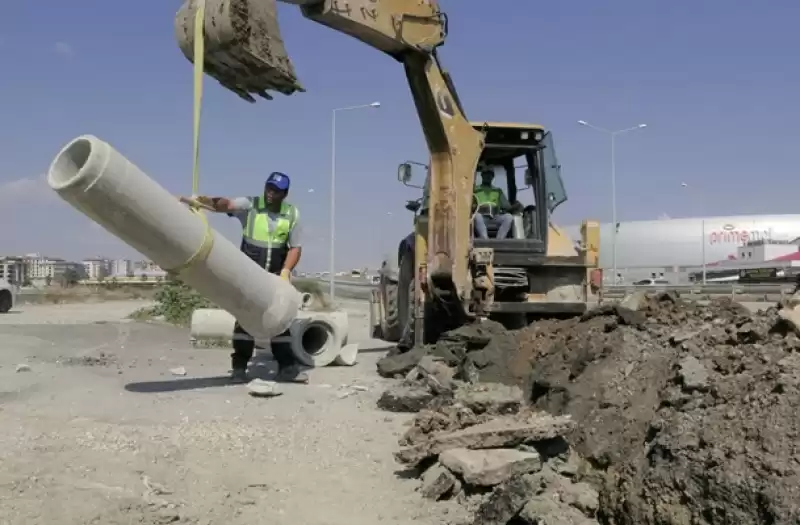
[0,257,25,284]
[111,258,133,277]
[563,214,800,283]
[24,253,56,280]
[83,258,110,280]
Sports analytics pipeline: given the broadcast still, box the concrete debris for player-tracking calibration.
[396,412,573,466]
[471,474,535,525]
[419,463,457,500]
[246,379,282,398]
[453,383,523,415]
[376,292,800,524]
[377,384,436,413]
[439,448,542,486]
[169,366,187,376]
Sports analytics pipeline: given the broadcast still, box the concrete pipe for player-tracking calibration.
[289,311,349,368]
[47,135,301,340]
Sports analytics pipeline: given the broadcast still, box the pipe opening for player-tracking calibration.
[300,323,332,356]
[48,138,93,189]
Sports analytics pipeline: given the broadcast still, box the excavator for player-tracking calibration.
[174,0,601,349]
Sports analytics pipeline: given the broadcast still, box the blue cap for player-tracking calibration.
[266,171,290,191]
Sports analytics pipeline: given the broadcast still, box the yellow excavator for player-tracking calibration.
[174,0,601,349]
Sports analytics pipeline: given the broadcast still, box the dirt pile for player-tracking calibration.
[517,292,800,524]
[376,292,800,524]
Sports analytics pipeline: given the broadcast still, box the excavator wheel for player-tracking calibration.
[379,274,402,342]
[396,251,415,340]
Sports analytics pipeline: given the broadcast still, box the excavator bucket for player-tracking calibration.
[175,0,304,103]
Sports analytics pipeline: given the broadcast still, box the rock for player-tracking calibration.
[678,356,709,392]
[472,474,535,525]
[377,384,435,413]
[778,306,800,336]
[15,364,31,373]
[438,447,542,486]
[519,494,599,525]
[669,330,698,345]
[419,463,456,500]
[396,412,573,466]
[454,383,524,415]
[169,366,187,376]
[560,481,599,515]
[417,355,456,389]
[619,290,647,311]
[246,379,282,398]
[377,345,427,378]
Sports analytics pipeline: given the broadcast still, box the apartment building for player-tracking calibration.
[0,257,25,284]
[83,258,110,279]
[111,258,133,277]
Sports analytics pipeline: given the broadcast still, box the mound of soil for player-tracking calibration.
[515,293,800,524]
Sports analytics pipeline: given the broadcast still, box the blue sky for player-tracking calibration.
[1,0,798,272]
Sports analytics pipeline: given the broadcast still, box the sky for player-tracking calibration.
[1,0,799,272]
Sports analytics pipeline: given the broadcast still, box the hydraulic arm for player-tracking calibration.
[175,0,483,305]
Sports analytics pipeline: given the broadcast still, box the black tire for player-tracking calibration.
[0,290,12,314]
[380,274,402,342]
[397,251,414,336]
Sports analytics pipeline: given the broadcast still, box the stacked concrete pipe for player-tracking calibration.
[190,308,356,367]
[47,135,302,340]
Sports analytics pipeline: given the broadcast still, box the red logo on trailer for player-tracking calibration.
[708,224,773,245]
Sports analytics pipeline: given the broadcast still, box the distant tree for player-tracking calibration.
[140,274,149,282]
[60,268,81,287]
[45,276,52,287]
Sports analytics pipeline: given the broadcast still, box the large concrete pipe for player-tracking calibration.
[47,135,301,340]
[288,311,349,368]
[190,308,352,368]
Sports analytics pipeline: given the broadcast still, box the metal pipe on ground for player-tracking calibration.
[47,135,302,341]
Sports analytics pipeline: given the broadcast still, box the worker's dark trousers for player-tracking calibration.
[230,242,297,371]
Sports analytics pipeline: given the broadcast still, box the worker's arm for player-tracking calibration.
[179,196,252,214]
[283,219,303,273]
[498,191,512,212]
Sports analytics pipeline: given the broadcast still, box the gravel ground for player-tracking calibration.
[0,300,467,525]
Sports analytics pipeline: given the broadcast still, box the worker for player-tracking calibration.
[181,172,307,384]
[473,169,514,239]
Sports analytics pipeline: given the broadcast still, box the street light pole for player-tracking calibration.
[330,101,381,302]
[578,120,647,283]
[680,182,706,284]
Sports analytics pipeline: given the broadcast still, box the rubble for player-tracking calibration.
[439,448,541,486]
[375,292,800,524]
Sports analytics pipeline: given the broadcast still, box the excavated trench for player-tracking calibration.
[376,292,800,524]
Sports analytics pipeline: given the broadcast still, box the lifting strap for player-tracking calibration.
[167,0,214,275]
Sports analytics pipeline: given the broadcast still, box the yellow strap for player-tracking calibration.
[165,208,215,275]
[169,0,214,276]
[192,0,205,196]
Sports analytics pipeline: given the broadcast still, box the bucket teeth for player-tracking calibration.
[175,0,304,102]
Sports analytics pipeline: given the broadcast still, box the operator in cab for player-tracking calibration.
[181,172,308,384]
[473,169,514,239]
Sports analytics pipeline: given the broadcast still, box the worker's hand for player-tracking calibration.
[280,269,292,281]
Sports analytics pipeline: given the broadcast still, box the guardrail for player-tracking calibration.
[311,279,797,300]
[602,284,795,299]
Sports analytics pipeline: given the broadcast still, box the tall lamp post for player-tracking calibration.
[578,120,647,283]
[681,182,707,284]
[330,101,381,301]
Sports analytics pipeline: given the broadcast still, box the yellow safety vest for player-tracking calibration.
[474,187,502,207]
[243,197,298,248]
